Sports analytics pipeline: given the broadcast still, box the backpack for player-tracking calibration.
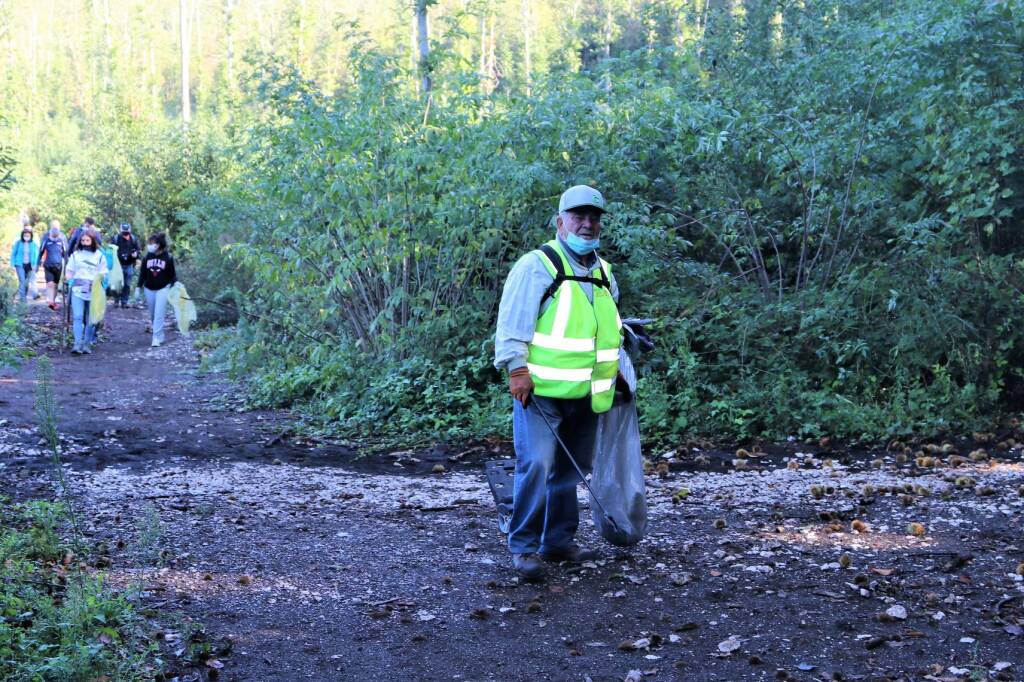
[40,236,66,264]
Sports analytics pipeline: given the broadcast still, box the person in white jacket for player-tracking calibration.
[64,230,108,354]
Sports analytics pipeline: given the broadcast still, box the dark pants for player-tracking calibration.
[119,265,135,304]
[507,395,598,555]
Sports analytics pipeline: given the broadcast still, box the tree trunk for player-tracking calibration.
[521,0,531,96]
[409,6,417,78]
[122,9,135,115]
[224,0,235,87]
[149,43,158,112]
[28,9,38,119]
[604,0,614,59]
[603,0,613,90]
[488,13,496,89]
[416,0,430,97]
[193,0,203,111]
[101,0,112,92]
[180,0,191,125]
[479,13,486,93]
[88,0,99,116]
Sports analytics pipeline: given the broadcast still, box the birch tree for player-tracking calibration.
[180,0,192,124]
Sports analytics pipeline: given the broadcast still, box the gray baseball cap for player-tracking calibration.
[558,185,606,214]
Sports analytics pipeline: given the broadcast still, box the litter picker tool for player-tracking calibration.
[62,282,70,351]
[532,398,625,537]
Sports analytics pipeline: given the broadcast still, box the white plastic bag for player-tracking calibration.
[167,282,197,336]
[107,258,124,293]
[590,387,647,546]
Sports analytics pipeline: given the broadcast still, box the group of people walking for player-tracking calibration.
[9,216,178,353]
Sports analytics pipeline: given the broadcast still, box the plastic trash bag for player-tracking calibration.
[589,386,647,546]
[106,258,124,293]
[167,282,197,336]
[89,275,107,324]
[100,245,117,290]
[618,347,638,394]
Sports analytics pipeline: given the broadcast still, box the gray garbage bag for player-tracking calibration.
[590,379,647,546]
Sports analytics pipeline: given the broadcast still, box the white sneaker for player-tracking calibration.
[151,339,162,348]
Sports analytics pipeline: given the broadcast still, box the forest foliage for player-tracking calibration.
[3,0,1023,444]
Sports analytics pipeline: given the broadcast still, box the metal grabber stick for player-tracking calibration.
[531,397,624,535]
[62,283,70,351]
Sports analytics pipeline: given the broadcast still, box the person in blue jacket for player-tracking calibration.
[10,225,39,304]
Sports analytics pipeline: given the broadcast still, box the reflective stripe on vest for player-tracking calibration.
[526,240,622,413]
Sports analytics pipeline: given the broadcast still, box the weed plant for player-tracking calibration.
[0,500,159,681]
[0,358,163,679]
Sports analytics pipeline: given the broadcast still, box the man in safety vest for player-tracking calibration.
[494,184,622,579]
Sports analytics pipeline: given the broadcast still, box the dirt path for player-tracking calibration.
[2,298,1023,681]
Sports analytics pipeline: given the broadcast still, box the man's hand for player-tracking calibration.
[622,318,655,354]
[509,367,534,407]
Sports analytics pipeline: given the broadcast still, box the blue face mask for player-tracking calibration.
[564,232,600,255]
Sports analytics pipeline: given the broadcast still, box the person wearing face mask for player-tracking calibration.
[493,185,623,580]
[38,220,69,310]
[64,230,108,354]
[67,217,96,254]
[112,223,140,308]
[138,232,177,348]
[10,225,39,304]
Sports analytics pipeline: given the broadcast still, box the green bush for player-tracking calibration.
[12,0,1022,445]
[188,0,1024,444]
[0,499,158,681]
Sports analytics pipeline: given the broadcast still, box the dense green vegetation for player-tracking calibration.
[0,499,158,680]
[3,0,1023,444]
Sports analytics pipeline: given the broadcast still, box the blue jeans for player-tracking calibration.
[71,294,96,347]
[119,265,134,304]
[14,264,32,302]
[508,395,598,555]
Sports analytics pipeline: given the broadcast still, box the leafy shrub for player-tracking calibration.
[190,0,1024,444]
[13,0,1021,445]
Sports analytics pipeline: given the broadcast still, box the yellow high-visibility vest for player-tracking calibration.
[526,240,622,413]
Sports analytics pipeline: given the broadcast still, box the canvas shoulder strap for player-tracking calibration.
[537,242,610,308]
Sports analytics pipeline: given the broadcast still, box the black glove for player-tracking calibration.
[622,318,655,355]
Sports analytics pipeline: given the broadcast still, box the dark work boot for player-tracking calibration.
[540,544,599,564]
[512,553,545,580]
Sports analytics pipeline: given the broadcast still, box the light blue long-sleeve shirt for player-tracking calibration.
[494,235,619,372]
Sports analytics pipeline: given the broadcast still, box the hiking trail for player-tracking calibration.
[2,298,1022,681]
